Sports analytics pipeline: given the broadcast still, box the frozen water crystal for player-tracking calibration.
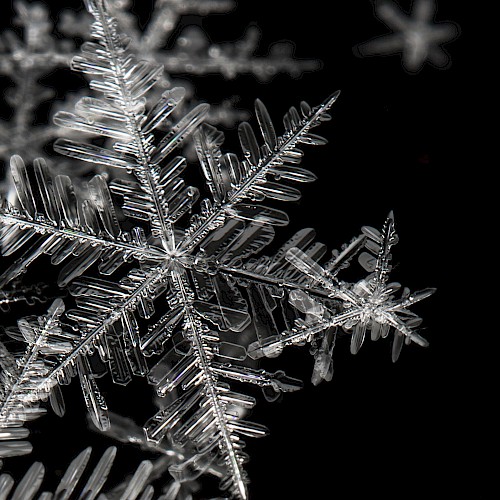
[0,1,434,498]
[354,0,459,72]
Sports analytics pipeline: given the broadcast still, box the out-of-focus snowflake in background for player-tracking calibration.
[354,0,460,72]
[0,0,321,198]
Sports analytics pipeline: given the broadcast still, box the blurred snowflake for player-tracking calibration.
[354,0,460,72]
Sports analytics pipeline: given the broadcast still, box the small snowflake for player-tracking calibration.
[354,0,460,72]
[252,212,435,376]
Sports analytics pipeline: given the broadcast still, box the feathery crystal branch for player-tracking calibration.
[0,299,71,458]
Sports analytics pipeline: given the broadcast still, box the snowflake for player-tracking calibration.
[0,1,434,498]
[354,0,460,72]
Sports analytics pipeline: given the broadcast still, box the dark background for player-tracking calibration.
[1,1,486,499]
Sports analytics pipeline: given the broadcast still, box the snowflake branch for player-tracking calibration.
[180,91,340,254]
[171,270,249,499]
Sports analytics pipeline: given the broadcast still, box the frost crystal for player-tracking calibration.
[0,0,434,498]
[354,0,460,72]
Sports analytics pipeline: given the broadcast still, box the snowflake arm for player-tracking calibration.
[165,271,252,499]
[53,0,210,252]
[0,156,163,289]
[161,24,320,81]
[0,299,73,458]
[41,261,170,387]
[180,92,339,254]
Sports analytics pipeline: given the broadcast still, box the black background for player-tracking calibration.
[1,1,487,499]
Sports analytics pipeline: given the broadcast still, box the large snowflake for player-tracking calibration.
[0,1,433,498]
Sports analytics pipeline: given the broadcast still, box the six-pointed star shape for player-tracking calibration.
[355,0,459,72]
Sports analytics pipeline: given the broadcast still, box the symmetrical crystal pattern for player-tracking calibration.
[0,1,434,498]
[354,0,459,72]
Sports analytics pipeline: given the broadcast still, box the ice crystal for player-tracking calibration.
[354,0,459,72]
[0,0,434,498]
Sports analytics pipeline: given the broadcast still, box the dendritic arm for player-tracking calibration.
[0,299,72,458]
[181,92,340,254]
[247,215,434,367]
[171,270,249,499]
[37,261,170,389]
[54,0,209,252]
[0,156,162,289]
